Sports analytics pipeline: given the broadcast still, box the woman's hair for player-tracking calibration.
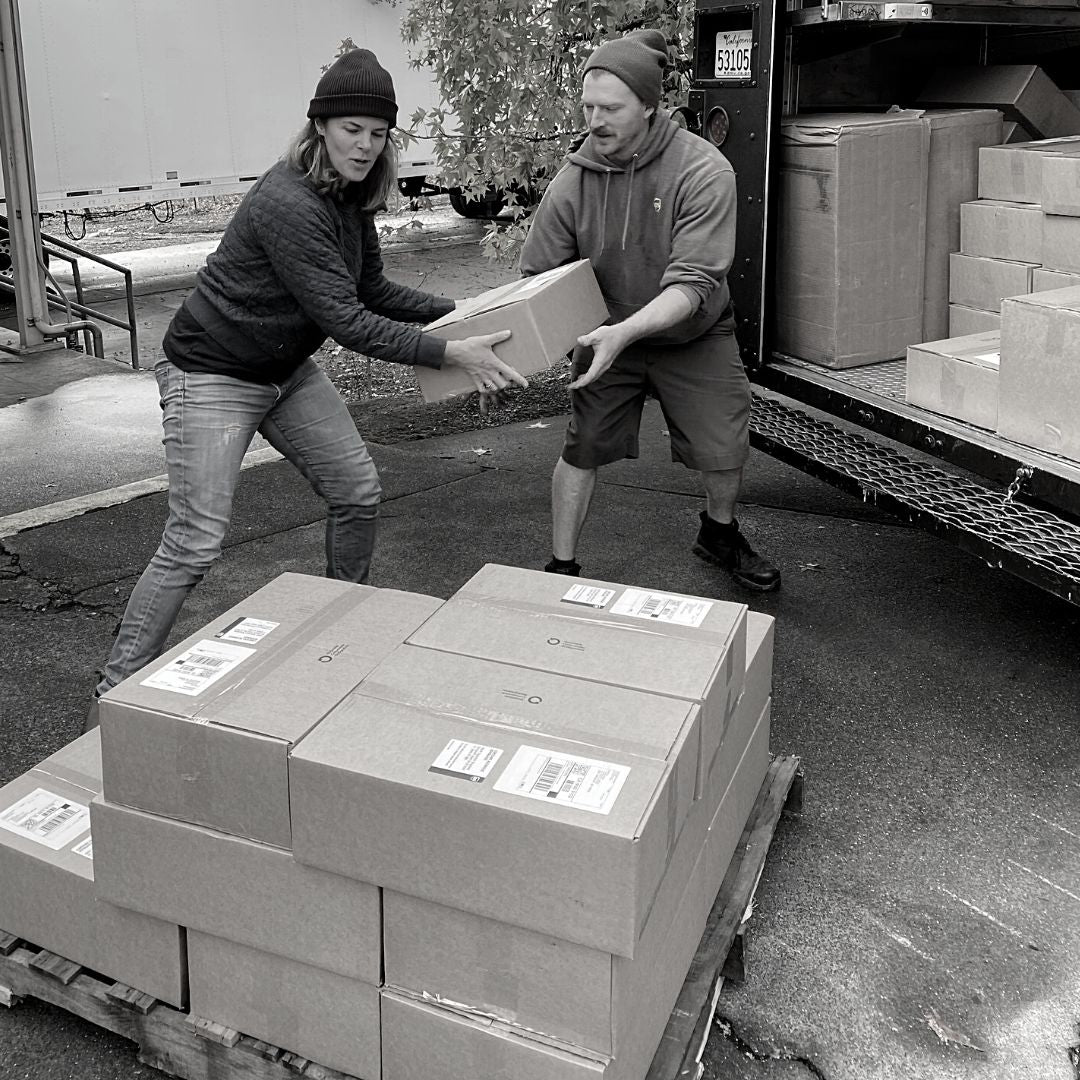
[284,119,398,210]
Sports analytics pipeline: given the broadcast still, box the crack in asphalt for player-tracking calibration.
[713,1013,829,1079]
[1,540,119,616]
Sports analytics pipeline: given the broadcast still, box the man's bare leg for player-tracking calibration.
[700,467,742,524]
[549,457,597,570]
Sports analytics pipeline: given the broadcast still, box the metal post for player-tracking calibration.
[0,0,101,356]
[0,0,47,349]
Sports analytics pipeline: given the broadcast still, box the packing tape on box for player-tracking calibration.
[354,679,668,763]
[451,593,734,647]
[34,765,101,799]
[185,588,375,722]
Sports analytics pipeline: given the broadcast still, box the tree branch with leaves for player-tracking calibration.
[400,0,693,262]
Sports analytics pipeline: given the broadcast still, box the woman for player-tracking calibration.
[87,48,525,726]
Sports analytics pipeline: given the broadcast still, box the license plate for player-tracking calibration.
[714,29,753,81]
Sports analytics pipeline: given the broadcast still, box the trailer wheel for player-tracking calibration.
[449,188,507,219]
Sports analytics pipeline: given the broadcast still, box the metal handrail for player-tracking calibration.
[0,216,140,369]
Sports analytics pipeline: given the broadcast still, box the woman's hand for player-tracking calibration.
[442,331,529,395]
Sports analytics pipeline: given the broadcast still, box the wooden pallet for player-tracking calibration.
[0,933,357,1080]
[0,754,801,1080]
[646,753,803,1080]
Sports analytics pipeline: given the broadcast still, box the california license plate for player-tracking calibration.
[714,29,753,81]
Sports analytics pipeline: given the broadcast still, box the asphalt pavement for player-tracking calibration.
[0,234,1078,1080]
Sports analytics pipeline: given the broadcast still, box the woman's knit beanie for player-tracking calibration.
[582,29,669,109]
[307,49,397,127]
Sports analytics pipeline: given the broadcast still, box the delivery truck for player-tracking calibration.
[681,0,1080,606]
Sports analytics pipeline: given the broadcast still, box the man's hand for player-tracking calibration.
[570,324,629,390]
[442,331,529,396]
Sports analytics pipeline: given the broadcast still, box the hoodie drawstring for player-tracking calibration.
[621,157,636,250]
[600,170,611,253]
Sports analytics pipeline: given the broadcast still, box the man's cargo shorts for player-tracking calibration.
[561,320,751,473]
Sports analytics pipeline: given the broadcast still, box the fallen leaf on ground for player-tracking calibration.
[469,447,492,456]
[528,421,550,429]
[925,1009,985,1053]
[797,562,824,572]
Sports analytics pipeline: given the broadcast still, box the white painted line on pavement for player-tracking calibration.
[0,446,283,539]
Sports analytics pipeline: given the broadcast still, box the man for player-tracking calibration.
[520,29,780,592]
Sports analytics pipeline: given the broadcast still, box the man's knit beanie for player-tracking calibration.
[583,29,669,109]
[307,48,397,127]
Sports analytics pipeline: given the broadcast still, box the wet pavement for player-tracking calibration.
[0,235,1078,1080]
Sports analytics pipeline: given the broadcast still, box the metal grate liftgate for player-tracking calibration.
[748,393,1080,608]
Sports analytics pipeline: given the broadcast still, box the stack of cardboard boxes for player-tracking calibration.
[0,566,776,1080]
[775,108,1003,367]
[947,136,1080,335]
[907,137,1080,458]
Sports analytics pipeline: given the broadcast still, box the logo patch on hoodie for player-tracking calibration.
[653,198,663,214]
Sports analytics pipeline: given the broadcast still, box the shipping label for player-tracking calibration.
[429,739,503,783]
[0,788,91,851]
[494,746,629,815]
[141,639,256,697]
[611,588,712,627]
[215,617,279,645]
[560,584,616,609]
[72,835,94,860]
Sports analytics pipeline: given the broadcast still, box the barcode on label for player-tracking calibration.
[141,639,255,696]
[610,588,712,627]
[494,746,629,815]
[40,805,77,833]
[534,759,564,795]
[0,788,92,850]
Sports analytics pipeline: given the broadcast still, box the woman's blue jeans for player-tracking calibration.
[98,358,381,694]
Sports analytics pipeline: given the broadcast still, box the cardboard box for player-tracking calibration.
[741,612,775,748]
[949,252,1036,312]
[705,700,772,901]
[1041,152,1080,215]
[357,644,699,821]
[959,200,1043,264]
[919,66,1080,141]
[978,136,1080,203]
[1034,268,1080,291]
[1000,121,1034,144]
[381,836,715,1080]
[920,110,1004,342]
[407,563,746,796]
[949,304,1000,336]
[776,112,928,367]
[187,930,380,1079]
[291,692,684,958]
[0,732,186,1006]
[381,988,609,1080]
[1042,213,1080,273]
[905,331,1001,430]
[382,694,770,1057]
[998,286,1080,459]
[99,573,443,847]
[90,797,380,982]
[418,259,609,402]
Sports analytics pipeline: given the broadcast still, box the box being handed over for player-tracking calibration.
[418,259,608,402]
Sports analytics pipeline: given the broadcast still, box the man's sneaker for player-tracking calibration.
[544,557,581,576]
[693,512,781,592]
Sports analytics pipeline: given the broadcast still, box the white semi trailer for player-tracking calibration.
[7,0,443,213]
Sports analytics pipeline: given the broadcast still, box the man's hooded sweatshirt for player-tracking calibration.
[520,112,736,345]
